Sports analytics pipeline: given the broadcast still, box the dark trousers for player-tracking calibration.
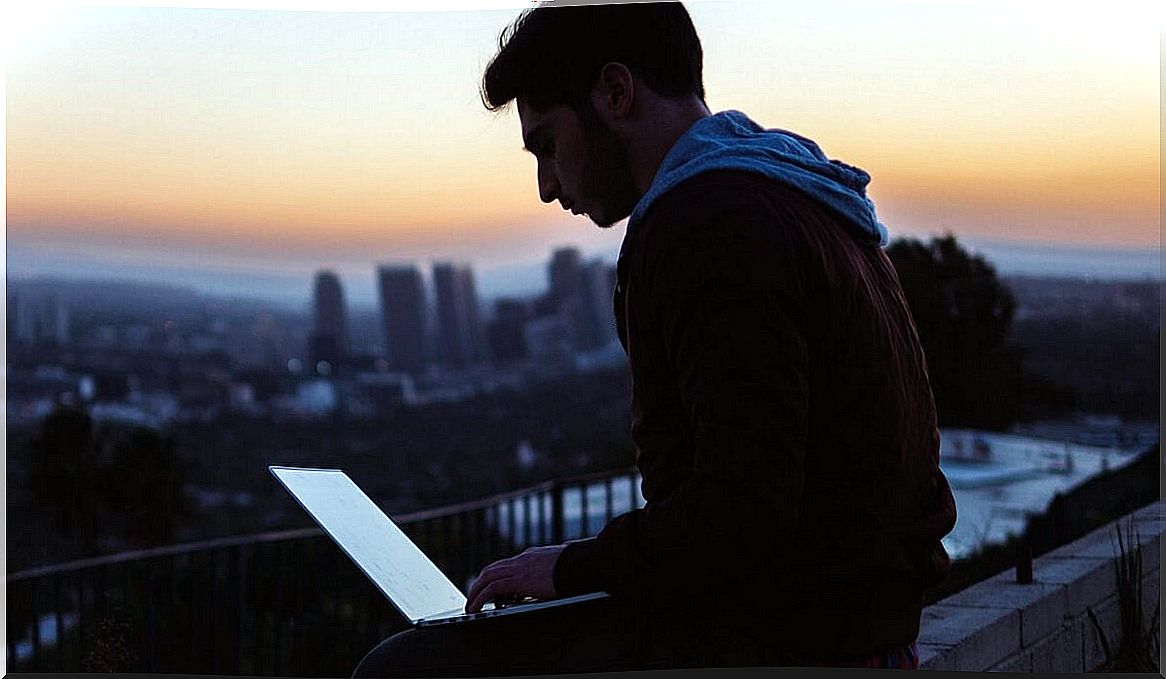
[349,595,794,677]
[351,596,921,677]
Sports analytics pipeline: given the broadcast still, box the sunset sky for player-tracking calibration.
[4,0,1161,305]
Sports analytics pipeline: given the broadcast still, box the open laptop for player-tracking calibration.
[269,465,608,627]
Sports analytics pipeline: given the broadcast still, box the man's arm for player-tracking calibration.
[553,179,812,603]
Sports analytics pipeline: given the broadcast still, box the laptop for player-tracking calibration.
[268,465,608,627]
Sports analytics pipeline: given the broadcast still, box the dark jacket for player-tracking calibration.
[552,169,957,658]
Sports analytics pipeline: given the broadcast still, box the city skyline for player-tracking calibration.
[4,0,1159,303]
[6,236,1161,312]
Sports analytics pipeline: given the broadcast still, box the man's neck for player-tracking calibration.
[632,99,712,196]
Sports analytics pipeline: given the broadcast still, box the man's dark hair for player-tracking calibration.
[481,1,705,114]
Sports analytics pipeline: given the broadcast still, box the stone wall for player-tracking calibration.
[918,499,1163,672]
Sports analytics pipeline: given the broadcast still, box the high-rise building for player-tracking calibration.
[578,258,619,349]
[8,290,36,345]
[377,264,428,375]
[310,270,349,375]
[433,262,486,369]
[547,247,591,350]
[487,297,531,364]
[548,247,583,308]
[39,294,70,347]
[522,314,573,377]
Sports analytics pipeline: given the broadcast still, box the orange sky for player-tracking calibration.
[4,1,1161,276]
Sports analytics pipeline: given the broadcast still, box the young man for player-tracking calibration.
[353,2,956,675]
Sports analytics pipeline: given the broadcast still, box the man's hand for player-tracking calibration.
[464,544,564,613]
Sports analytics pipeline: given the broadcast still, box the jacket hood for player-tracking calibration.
[626,110,889,247]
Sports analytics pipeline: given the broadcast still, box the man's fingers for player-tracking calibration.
[473,561,513,585]
[466,572,493,608]
[467,564,512,603]
[466,577,513,614]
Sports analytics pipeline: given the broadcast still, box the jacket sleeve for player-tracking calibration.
[553,179,812,603]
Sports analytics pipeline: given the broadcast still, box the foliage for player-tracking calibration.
[885,233,1074,429]
[29,406,104,552]
[27,406,194,555]
[1087,519,1160,672]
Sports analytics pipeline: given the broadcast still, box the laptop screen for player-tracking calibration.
[269,466,467,623]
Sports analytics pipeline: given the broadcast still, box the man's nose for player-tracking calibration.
[537,165,559,204]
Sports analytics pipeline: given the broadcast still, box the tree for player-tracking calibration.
[30,406,194,555]
[102,427,193,547]
[29,406,104,552]
[886,234,1028,430]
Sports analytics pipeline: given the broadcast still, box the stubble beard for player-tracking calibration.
[577,105,640,229]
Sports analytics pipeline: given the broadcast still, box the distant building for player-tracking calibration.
[14,293,72,347]
[377,264,428,375]
[548,247,583,309]
[353,371,417,410]
[523,314,574,377]
[547,247,591,350]
[8,290,37,344]
[433,262,486,369]
[487,297,530,364]
[578,258,619,350]
[310,270,350,375]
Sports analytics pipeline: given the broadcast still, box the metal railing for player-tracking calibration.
[6,467,644,676]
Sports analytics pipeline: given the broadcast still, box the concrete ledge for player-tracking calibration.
[1031,555,1115,618]
[942,576,1067,646]
[1046,519,1162,567]
[919,498,1164,671]
[918,604,1020,670]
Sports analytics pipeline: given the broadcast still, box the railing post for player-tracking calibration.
[581,483,591,537]
[147,558,158,672]
[53,573,63,672]
[1015,537,1033,584]
[211,549,221,675]
[605,478,614,524]
[30,574,41,672]
[538,491,547,544]
[235,544,246,676]
[189,553,200,673]
[550,482,564,545]
[77,568,88,671]
[524,494,534,547]
[7,586,18,670]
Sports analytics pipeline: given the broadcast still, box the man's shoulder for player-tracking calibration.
[632,169,818,257]
[644,169,800,221]
[628,170,822,294]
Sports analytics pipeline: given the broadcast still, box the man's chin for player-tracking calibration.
[588,209,630,229]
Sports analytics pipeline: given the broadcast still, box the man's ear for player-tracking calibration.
[591,62,635,123]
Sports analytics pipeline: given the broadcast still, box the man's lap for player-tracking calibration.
[351,595,643,678]
[351,596,921,677]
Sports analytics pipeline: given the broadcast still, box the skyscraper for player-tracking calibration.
[39,294,70,348]
[377,264,428,375]
[8,289,36,345]
[578,258,619,349]
[433,262,486,369]
[547,247,589,350]
[310,270,349,375]
[548,247,583,309]
[487,297,530,364]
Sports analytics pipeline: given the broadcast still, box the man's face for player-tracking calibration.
[517,99,640,228]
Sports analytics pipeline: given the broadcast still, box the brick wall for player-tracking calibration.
[918,499,1163,672]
